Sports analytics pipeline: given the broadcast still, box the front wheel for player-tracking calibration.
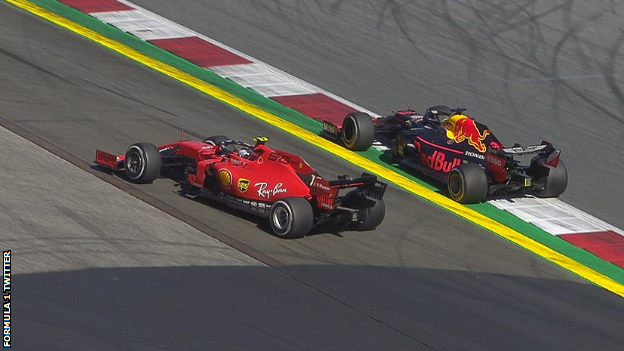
[124,142,161,184]
[203,135,230,145]
[447,164,488,204]
[342,112,375,151]
[269,197,314,239]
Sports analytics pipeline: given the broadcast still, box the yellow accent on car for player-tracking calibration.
[10,0,623,297]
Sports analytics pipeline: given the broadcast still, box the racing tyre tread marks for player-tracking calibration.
[269,197,314,239]
[342,112,375,151]
[124,142,161,184]
[535,160,568,198]
[448,164,488,204]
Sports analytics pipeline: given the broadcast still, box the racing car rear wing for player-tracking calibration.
[500,144,550,156]
[311,173,387,210]
[327,174,377,187]
[328,173,387,200]
[491,141,561,168]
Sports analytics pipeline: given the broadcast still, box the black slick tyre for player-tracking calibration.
[447,164,488,204]
[535,160,568,198]
[352,199,386,231]
[124,142,161,184]
[269,197,314,239]
[342,112,374,151]
[203,135,230,145]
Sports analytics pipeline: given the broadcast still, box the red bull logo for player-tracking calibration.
[420,150,462,173]
[444,115,490,153]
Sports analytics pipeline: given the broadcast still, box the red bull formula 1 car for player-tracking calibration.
[95,135,387,238]
[322,106,567,203]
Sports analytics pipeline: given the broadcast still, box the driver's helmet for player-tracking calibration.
[441,114,473,140]
[237,147,253,159]
[423,105,452,124]
[441,114,462,134]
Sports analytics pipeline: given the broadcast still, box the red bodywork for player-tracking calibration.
[96,138,378,212]
[95,134,387,238]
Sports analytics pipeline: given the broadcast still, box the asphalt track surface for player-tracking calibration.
[130,0,624,230]
[1,2,624,351]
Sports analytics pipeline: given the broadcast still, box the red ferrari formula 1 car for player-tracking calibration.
[95,135,387,238]
[322,106,567,203]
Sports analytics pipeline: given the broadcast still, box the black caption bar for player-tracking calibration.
[3,250,10,348]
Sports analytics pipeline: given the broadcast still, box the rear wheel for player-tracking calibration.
[352,199,385,231]
[342,112,374,151]
[269,197,314,239]
[447,164,488,203]
[124,142,161,184]
[534,160,568,198]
